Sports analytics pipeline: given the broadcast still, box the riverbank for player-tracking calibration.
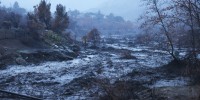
[0,39,79,69]
[0,37,199,99]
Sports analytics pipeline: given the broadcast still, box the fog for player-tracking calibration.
[1,0,143,21]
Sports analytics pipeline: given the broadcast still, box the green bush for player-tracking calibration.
[42,30,64,45]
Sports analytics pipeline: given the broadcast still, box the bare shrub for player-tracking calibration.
[120,50,136,59]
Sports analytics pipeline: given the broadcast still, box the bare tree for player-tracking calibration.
[140,0,178,60]
[172,0,200,58]
[87,28,101,47]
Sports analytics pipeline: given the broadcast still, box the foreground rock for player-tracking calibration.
[15,57,27,65]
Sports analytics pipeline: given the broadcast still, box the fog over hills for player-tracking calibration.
[1,0,143,22]
[87,0,144,21]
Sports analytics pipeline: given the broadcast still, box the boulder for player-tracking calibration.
[15,57,27,65]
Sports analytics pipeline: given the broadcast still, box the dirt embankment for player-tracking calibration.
[0,39,79,68]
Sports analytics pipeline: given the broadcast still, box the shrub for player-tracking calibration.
[120,50,136,59]
[42,30,63,45]
[87,28,101,47]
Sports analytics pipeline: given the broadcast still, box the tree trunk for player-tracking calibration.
[153,0,178,60]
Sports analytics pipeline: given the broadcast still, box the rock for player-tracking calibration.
[101,46,116,51]
[15,57,27,65]
[89,45,99,49]
[70,45,80,53]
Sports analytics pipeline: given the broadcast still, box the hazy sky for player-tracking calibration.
[1,0,143,21]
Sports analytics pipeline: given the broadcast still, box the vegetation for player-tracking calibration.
[34,0,51,30]
[42,30,63,45]
[120,50,136,59]
[68,10,135,36]
[81,28,101,48]
[86,28,101,47]
[1,0,200,99]
[52,4,69,33]
[0,0,71,46]
[139,0,200,80]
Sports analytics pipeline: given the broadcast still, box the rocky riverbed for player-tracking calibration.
[0,37,199,100]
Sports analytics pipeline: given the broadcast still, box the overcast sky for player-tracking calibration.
[1,0,143,21]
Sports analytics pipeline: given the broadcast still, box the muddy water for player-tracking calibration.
[0,42,192,99]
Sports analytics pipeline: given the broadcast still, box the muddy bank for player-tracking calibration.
[0,48,78,69]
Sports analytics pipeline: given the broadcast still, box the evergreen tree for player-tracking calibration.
[13,1,19,9]
[34,0,51,29]
[52,4,69,33]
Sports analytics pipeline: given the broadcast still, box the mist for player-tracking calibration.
[1,0,143,21]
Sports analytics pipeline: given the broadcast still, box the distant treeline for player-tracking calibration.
[0,1,136,42]
[68,10,136,36]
